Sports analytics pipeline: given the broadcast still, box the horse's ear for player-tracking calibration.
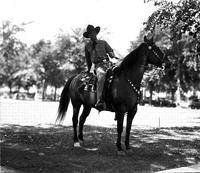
[144,36,148,43]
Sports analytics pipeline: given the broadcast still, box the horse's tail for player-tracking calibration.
[56,76,75,124]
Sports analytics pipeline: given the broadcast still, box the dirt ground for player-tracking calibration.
[1,124,200,173]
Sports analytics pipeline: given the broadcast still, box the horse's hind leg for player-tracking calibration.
[78,105,91,141]
[72,102,81,147]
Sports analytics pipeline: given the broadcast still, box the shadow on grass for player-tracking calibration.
[1,124,200,173]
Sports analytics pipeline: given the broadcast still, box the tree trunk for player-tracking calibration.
[16,84,21,100]
[42,81,47,101]
[175,74,181,106]
[8,82,12,98]
[171,89,176,103]
[174,41,182,106]
[149,81,154,105]
[149,89,153,105]
[143,88,147,101]
[54,86,57,101]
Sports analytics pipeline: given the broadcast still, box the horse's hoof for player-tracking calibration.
[117,150,126,156]
[74,142,81,148]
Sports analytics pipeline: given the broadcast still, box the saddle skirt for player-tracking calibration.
[79,72,97,92]
[79,67,119,110]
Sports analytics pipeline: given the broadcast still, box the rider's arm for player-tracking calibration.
[85,46,92,72]
[104,41,118,59]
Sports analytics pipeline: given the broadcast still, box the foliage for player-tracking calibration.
[31,40,66,88]
[30,28,87,100]
[57,28,88,76]
[30,40,66,100]
[0,21,33,93]
[141,0,200,101]
[144,0,200,39]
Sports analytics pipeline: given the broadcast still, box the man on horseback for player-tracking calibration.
[83,24,118,110]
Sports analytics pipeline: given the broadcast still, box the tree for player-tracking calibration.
[0,20,31,96]
[62,28,88,75]
[31,40,53,100]
[54,28,88,75]
[144,0,200,104]
[31,37,73,101]
[45,49,66,101]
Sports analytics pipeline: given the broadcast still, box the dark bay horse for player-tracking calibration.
[56,36,166,154]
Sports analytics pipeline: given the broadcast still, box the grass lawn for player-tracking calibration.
[1,100,200,172]
[1,124,200,173]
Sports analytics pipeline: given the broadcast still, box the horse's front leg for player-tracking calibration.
[116,113,124,153]
[125,106,137,150]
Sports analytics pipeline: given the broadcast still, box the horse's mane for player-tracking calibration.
[118,43,144,71]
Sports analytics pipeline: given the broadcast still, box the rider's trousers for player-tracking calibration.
[96,66,106,101]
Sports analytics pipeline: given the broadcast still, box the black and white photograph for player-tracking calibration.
[0,0,200,172]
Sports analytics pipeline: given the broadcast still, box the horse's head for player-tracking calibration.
[143,36,165,69]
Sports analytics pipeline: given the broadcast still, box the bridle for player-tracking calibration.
[146,43,165,70]
[125,42,166,102]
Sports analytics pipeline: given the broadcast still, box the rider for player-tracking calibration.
[83,24,118,110]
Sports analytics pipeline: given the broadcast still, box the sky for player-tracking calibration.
[1,0,158,56]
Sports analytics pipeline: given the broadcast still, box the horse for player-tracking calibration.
[56,36,166,154]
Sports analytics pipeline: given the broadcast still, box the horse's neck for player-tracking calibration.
[124,64,145,90]
[123,46,146,89]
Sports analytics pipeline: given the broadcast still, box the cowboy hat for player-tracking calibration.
[83,25,100,38]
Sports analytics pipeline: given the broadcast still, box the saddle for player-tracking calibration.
[79,72,97,93]
[79,67,119,110]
